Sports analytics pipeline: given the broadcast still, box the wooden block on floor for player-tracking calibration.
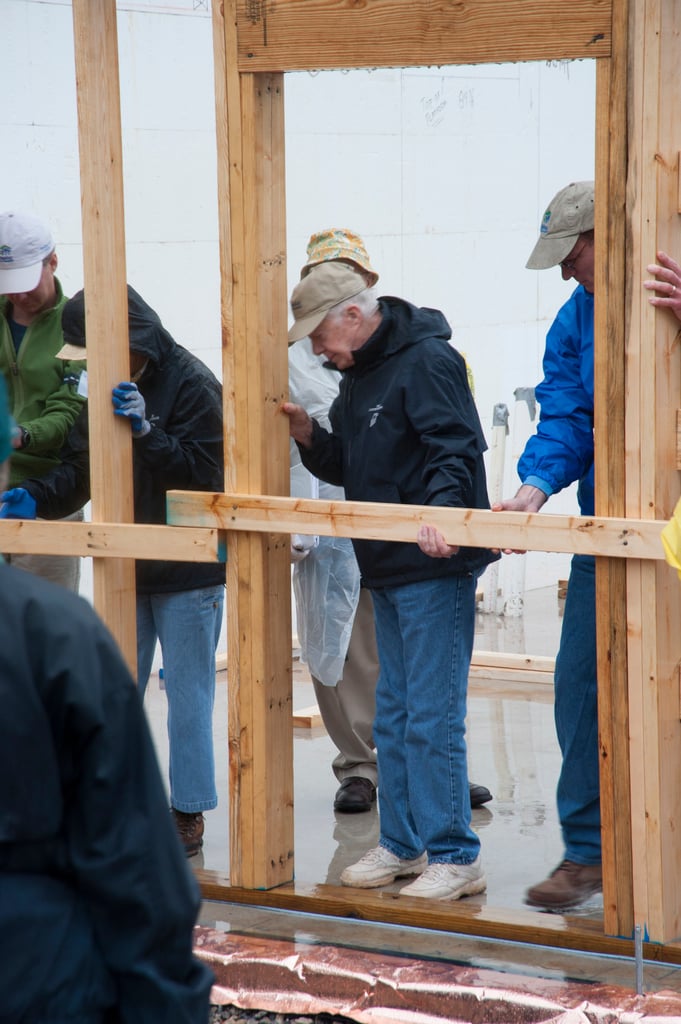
[293,704,324,728]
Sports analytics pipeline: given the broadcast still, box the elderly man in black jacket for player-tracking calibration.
[1,285,225,857]
[0,372,213,1022]
[282,263,498,901]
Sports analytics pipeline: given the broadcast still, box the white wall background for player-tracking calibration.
[3,0,596,605]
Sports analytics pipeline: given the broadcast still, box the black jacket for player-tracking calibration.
[299,297,498,588]
[0,563,212,1022]
[25,286,225,594]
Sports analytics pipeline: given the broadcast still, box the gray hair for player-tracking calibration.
[326,285,379,323]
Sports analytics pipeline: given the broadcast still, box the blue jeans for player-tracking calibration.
[554,554,600,864]
[136,585,224,813]
[371,573,480,864]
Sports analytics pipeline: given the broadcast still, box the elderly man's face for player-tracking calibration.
[309,305,364,370]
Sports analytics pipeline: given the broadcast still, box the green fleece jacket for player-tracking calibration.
[0,279,86,487]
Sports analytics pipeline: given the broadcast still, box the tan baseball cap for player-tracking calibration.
[288,262,368,344]
[526,181,594,270]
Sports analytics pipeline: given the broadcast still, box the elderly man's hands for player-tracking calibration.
[491,483,548,554]
[417,524,460,559]
[281,402,314,447]
[644,251,681,323]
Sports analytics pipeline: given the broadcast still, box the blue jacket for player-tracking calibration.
[298,296,498,589]
[518,285,594,516]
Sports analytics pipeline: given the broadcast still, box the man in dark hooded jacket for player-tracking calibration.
[1,285,225,857]
[0,372,213,1022]
[282,262,498,902]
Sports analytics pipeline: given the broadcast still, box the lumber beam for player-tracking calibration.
[234,0,611,72]
[72,0,137,673]
[623,0,681,943]
[594,6,633,935]
[0,521,223,562]
[213,1,293,890]
[167,491,669,561]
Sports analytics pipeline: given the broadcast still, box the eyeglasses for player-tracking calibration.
[560,238,589,272]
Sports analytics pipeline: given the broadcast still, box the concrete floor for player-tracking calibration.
[143,582,681,1000]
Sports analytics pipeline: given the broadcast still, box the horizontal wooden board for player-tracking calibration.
[236,0,611,72]
[0,520,225,562]
[197,869,681,963]
[167,491,668,561]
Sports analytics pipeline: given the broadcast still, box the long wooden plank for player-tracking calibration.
[0,521,223,561]
[167,491,669,561]
[72,0,137,673]
[625,0,681,943]
[196,870,681,965]
[213,0,294,891]
[594,3,633,935]
[235,0,611,72]
[219,648,556,678]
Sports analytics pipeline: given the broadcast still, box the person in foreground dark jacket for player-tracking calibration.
[282,262,498,903]
[0,372,213,1023]
[1,285,226,857]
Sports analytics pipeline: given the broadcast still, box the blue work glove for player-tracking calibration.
[0,488,37,519]
[112,381,150,437]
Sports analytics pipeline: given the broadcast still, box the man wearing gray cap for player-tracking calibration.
[282,263,498,901]
[494,181,601,911]
[0,210,85,589]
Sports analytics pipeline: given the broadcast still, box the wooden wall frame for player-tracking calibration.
[3,0,681,948]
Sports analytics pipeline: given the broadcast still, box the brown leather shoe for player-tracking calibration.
[172,808,204,857]
[525,859,602,910]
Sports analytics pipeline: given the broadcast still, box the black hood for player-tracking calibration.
[61,285,174,366]
[347,297,452,374]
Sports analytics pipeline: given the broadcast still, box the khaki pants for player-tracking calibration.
[312,587,378,786]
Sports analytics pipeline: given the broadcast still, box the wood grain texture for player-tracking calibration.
[196,869,681,964]
[214,1,294,890]
[167,491,669,561]
[235,0,611,72]
[0,521,223,561]
[72,0,137,672]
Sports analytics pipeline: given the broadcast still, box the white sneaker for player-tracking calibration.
[400,857,486,900]
[340,846,427,889]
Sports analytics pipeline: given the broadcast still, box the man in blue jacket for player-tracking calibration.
[0,373,213,1022]
[496,181,599,910]
[283,262,498,901]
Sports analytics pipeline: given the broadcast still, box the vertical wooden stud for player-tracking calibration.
[625,0,681,942]
[594,0,633,936]
[71,0,137,673]
[212,0,293,888]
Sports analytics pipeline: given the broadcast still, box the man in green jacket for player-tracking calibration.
[0,210,86,590]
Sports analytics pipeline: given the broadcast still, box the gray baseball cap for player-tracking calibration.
[526,181,594,270]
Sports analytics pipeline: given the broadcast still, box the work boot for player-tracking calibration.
[334,776,376,813]
[340,846,427,888]
[469,782,493,808]
[400,856,487,901]
[172,808,204,857]
[525,859,602,910]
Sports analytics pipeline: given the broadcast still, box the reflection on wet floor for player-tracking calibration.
[144,583,681,996]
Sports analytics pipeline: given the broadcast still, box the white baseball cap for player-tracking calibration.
[0,211,55,294]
